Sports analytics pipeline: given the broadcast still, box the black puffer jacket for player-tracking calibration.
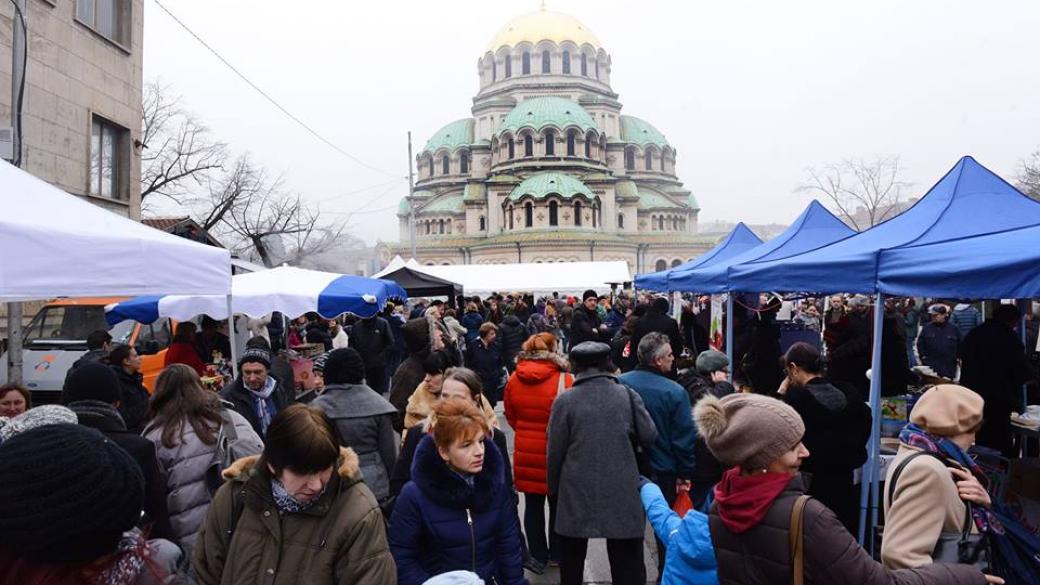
[709,474,986,585]
[111,366,151,434]
[497,315,527,372]
[678,371,734,486]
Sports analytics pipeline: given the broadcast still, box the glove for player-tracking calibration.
[638,475,653,489]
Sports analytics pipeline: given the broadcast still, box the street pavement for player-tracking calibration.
[495,406,660,584]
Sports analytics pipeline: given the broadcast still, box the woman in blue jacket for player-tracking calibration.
[389,398,527,585]
[640,478,718,585]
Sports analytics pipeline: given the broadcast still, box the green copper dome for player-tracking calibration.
[421,193,465,213]
[423,119,474,154]
[397,197,412,217]
[499,97,598,135]
[620,115,669,147]
[688,193,700,211]
[507,172,595,202]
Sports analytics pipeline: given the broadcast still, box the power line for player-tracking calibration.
[314,177,406,204]
[151,0,404,179]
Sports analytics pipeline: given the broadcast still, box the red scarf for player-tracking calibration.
[713,467,794,533]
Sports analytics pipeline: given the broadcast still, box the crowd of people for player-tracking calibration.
[0,288,1031,585]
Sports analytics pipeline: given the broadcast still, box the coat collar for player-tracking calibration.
[411,434,503,511]
[515,350,569,371]
[222,447,362,516]
[572,370,617,385]
[67,400,127,432]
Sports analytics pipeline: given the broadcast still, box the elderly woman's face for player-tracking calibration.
[765,442,810,475]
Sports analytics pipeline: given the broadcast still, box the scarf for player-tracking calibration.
[713,467,794,533]
[248,377,278,435]
[899,423,1001,534]
[271,477,325,513]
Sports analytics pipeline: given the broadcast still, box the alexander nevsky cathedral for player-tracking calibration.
[382,8,712,273]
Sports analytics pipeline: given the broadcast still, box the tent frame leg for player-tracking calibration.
[226,295,238,379]
[858,292,885,548]
[725,294,735,383]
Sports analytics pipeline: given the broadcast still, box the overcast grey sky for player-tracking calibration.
[144,0,1040,243]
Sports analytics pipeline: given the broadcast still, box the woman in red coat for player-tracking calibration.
[504,332,572,573]
[164,322,207,376]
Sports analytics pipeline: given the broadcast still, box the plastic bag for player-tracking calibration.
[673,482,694,517]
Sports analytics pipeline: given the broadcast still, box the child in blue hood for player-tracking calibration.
[640,478,718,585]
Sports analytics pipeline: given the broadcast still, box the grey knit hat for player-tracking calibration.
[694,393,805,470]
[0,404,78,442]
[695,350,729,374]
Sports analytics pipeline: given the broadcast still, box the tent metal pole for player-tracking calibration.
[726,294,734,383]
[226,295,238,379]
[858,292,885,547]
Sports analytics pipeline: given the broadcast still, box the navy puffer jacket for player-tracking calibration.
[389,434,527,585]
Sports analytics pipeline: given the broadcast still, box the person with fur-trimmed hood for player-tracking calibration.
[389,399,527,585]
[504,332,574,573]
[193,403,395,584]
[390,316,438,432]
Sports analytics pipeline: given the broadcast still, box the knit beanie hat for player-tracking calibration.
[695,350,729,374]
[63,362,121,405]
[910,384,984,436]
[582,289,598,301]
[313,351,330,374]
[0,404,78,442]
[323,348,366,385]
[694,393,805,470]
[239,346,271,369]
[0,423,144,563]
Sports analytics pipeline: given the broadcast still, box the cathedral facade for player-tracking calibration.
[382,9,712,274]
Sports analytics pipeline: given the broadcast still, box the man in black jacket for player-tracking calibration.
[627,297,684,373]
[64,363,172,540]
[348,314,395,395]
[219,347,295,437]
[569,289,607,348]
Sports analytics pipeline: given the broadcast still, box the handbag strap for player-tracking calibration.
[555,372,571,397]
[887,451,973,537]
[789,495,810,585]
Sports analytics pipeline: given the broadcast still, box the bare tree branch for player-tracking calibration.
[1017,149,1040,201]
[797,156,911,231]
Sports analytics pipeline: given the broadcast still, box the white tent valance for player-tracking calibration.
[418,261,631,296]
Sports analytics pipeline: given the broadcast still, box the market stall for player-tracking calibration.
[634,223,762,292]
[420,260,631,297]
[373,256,463,304]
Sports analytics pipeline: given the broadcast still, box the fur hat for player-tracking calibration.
[0,423,144,563]
[695,350,729,374]
[909,384,984,436]
[694,393,805,470]
[402,317,432,354]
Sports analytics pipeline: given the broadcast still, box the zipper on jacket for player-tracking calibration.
[466,508,476,572]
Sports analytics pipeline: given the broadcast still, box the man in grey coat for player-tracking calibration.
[311,348,398,504]
[547,341,658,585]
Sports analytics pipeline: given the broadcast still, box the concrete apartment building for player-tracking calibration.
[1,0,144,218]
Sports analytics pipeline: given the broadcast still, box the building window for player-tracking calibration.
[658,217,665,230]
[508,138,515,159]
[460,152,469,174]
[524,135,533,157]
[672,217,678,230]
[442,156,450,175]
[592,204,598,227]
[584,133,592,158]
[542,50,551,73]
[567,132,576,156]
[439,219,445,234]
[522,52,531,74]
[655,259,667,272]
[574,201,582,226]
[504,54,512,77]
[645,150,653,170]
[581,54,588,76]
[525,202,533,227]
[76,0,128,46]
[479,215,486,231]
[672,259,683,268]
[508,206,514,229]
[549,201,558,226]
[427,158,434,177]
[544,130,555,155]
[625,149,636,170]
[562,51,571,74]
[595,59,600,79]
[492,60,497,81]
[90,116,126,200]
[618,213,624,228]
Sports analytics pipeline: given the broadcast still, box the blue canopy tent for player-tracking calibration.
[634,222,762,292]
[726,156,1040,546]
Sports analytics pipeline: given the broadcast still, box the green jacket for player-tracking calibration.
[192,448,396,585]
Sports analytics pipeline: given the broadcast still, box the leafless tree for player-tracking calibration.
[1016,149,1040,201]
[141,80,227,204]
[798,156,911,231]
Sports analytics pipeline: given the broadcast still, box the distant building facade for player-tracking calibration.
[381,8,714,273]
[1,0,143,218]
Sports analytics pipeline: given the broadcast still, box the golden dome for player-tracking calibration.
[487,9,601,52]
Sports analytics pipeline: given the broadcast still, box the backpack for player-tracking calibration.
[205,408,263,495]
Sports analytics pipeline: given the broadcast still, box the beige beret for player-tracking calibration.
[910,384,984,436]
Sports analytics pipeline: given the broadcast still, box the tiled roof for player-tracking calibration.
[423,119,475,154]
[508,172,595,202]
[499,97,598,135]
[637,188,682,210]
[620,115,669,147]
[141,217,189,231]
[420,193,466,213]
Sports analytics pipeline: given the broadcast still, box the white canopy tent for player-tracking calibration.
[0,160,232,301]
[417,261,632,296]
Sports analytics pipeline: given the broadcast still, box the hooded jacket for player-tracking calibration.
[389,435,527,585]
[496,316,527,372]
[390,318,432,431]
[504,351,573,495]
[708,472,985,585]
[143,406,261,558]
[461,311,485,344]
[192,448,396,585]
[311,383,398,503]
[403,381,499,437]
[640,482,718,585]
[68,400,173,541]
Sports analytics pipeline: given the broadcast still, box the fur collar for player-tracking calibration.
[412,434,503,511]
[516,350,569,371]
[222,446,360,482]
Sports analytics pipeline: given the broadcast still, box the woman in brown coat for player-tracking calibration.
[192,404,396,585]
[882,385,993,570]
[694,392,993,585]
